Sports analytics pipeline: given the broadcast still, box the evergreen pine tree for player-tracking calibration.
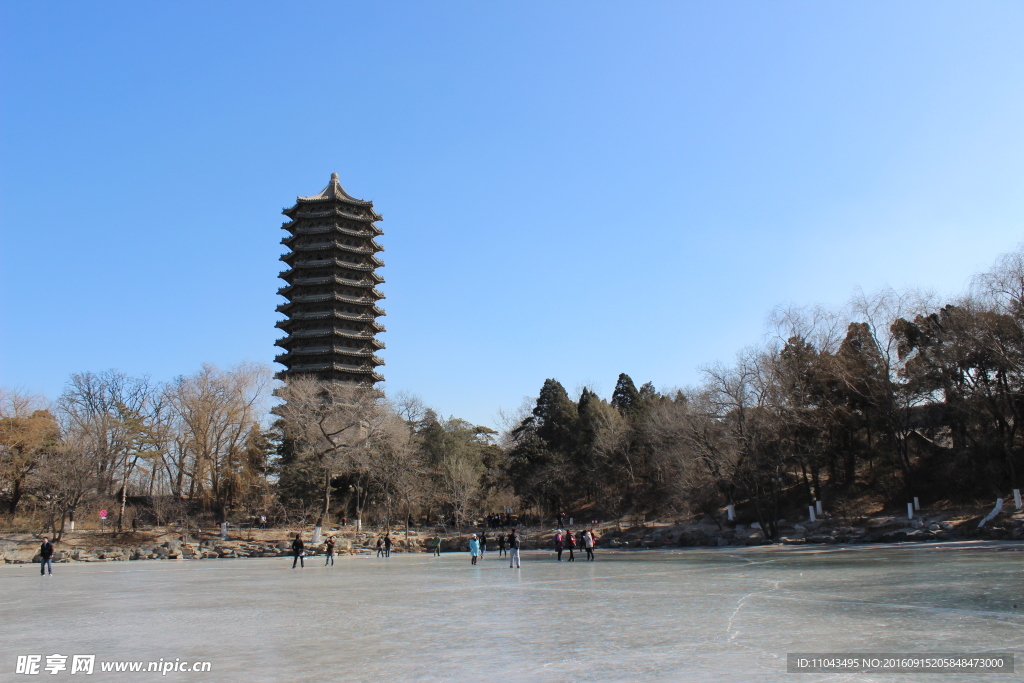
[610,373,640,417]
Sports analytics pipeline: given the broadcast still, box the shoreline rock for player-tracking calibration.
[3,509,1023,564]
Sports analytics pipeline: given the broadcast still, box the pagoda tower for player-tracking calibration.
[275,173,385,384]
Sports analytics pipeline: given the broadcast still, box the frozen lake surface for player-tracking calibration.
[2,543,1023,681]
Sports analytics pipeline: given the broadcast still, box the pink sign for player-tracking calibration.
[100,510,108,519]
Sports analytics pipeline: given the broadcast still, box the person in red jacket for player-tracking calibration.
[566,529,576,562]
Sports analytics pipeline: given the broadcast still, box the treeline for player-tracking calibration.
[4,247,1024,539]
[0,364,274,538]
[501,247,1024,538]
[0,365,508,539]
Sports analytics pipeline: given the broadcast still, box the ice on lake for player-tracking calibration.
[2,543,1023,682]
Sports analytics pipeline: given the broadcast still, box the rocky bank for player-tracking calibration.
[4,505,1024,565]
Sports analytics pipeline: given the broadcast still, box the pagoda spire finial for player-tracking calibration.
[295,172,373,205]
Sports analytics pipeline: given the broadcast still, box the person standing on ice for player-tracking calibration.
[584,529,595,561]
[39,537,54,576]
[433,535,442,556]
[384,534,393,558]
[291,533,305,568]
[324,536,335,566]
[508,529,521,568]
[554,529,564,561]
[498,533,507,558]
[376,536,385,558]
[566,529,576,561]
[480,531,487,558]
[469,534,480,565]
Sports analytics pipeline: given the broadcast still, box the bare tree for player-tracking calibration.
[699,350,790,539]
[274,377,385,533]
[392,390,428,425]
[0,389,58,515]
[34,434,98,540]
[368,408,425,539]
[57,372,153,499]
[164,363,273,523]
[768,303,846,355]
[56,371,161,531]
[438,448,483,527]
[972,244,1024,318]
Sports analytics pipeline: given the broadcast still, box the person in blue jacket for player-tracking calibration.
[469,534,480,565]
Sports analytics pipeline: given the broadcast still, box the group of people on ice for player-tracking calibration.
[553,528,596,561]
[466,528,596,566]
[286,525,596,569]
[468,529,522,567]
[291,533,340,567]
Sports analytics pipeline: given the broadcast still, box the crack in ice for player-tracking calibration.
[725,579,781,642]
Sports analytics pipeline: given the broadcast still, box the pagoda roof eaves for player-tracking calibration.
[298,173,373,206]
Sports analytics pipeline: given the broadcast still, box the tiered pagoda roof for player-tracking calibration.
[275,173,385,384]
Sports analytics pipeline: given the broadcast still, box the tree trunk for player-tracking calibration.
[317,469,331,528]
[8,479,22,514]
[53,508,68,542]
[800,462,812,503]
[172,458,185,498]
[117,484,128,533]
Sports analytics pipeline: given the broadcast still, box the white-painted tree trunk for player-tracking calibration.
[977,499,1003,528]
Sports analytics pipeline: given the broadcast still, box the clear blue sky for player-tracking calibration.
[2,2,1023,428]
